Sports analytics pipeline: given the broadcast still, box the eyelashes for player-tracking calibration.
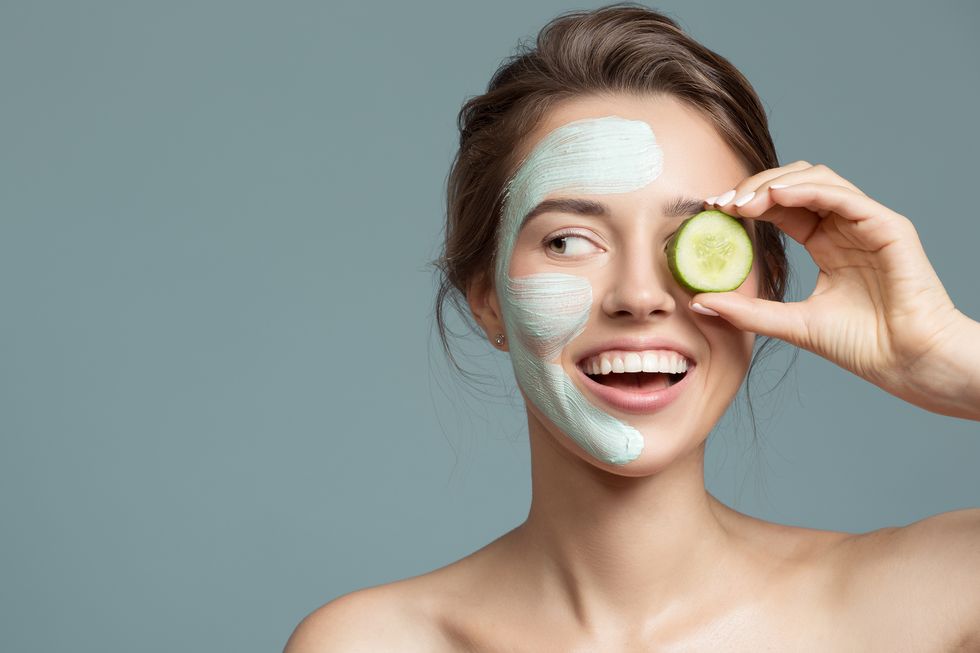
[544,232,601,257]
[542,228,682,258]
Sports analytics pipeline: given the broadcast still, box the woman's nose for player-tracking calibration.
[600,247,677,320]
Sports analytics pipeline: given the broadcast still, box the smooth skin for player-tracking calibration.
[285,94,980,652]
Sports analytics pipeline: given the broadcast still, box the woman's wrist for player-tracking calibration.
[905,310,980,421]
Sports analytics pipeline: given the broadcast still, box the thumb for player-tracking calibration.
[690,292,807,345]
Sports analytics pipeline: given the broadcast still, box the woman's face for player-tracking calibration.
[494,93,760,475]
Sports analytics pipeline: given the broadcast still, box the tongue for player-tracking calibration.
[598,372,671,392]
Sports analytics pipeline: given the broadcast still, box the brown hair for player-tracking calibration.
[434,3,794,438]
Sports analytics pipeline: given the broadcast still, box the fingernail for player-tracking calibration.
[734,191,756,207]
[769,183,789,190]
[691,302,720,316]
[704,195,718,205]
[715,189,736,205]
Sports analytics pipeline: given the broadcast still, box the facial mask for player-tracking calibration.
[495,116,664,465]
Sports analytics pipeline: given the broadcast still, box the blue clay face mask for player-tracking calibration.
[496,116,664,465]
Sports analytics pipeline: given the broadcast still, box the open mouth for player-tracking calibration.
[572,349,695,414]
[577,351,692,393]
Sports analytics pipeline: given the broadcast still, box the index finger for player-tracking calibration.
[741,182,909,252]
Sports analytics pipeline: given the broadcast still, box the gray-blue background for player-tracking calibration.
[2,1,978,651]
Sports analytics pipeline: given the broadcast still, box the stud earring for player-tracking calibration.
[494,333,506,346]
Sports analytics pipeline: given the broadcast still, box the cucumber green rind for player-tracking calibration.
[667,210,753,294]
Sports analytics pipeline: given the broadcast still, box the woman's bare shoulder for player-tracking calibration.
[722,509,980,649]
[828,508,980,651]
[283,579,455,653]
[283,533,516,652]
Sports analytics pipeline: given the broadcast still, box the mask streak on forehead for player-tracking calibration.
[495,116,664,465]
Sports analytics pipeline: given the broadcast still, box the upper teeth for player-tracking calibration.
[581,350,690,376]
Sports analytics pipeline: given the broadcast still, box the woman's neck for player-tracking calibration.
[510,414,752,634]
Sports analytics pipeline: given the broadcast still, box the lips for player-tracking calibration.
[575,363,694,414]
[572,338,696,414]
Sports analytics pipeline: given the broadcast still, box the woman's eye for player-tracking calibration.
[546,235,599,257]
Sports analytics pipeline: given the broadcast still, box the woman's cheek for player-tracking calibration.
[503,272,592,362]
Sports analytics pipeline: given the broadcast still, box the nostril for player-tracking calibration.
[613,309,671,320]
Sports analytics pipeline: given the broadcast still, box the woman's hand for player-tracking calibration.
[691,160,980,420]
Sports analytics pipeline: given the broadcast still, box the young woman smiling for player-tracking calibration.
[287,5,980,651]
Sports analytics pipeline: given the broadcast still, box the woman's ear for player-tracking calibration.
[466,273,507,350]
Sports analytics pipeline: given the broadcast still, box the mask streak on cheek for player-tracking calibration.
[505,273,591,362]
[504,272,646,465]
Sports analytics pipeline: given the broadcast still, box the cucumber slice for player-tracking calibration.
[667,210,753,293]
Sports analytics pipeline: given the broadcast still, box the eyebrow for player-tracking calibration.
[520,196,708,229]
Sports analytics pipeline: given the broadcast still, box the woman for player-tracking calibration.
[287,5,980,650]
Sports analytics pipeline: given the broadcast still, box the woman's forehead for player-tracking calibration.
[519,94,746,187]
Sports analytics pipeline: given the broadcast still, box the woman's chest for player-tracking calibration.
[434,586,958,652]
